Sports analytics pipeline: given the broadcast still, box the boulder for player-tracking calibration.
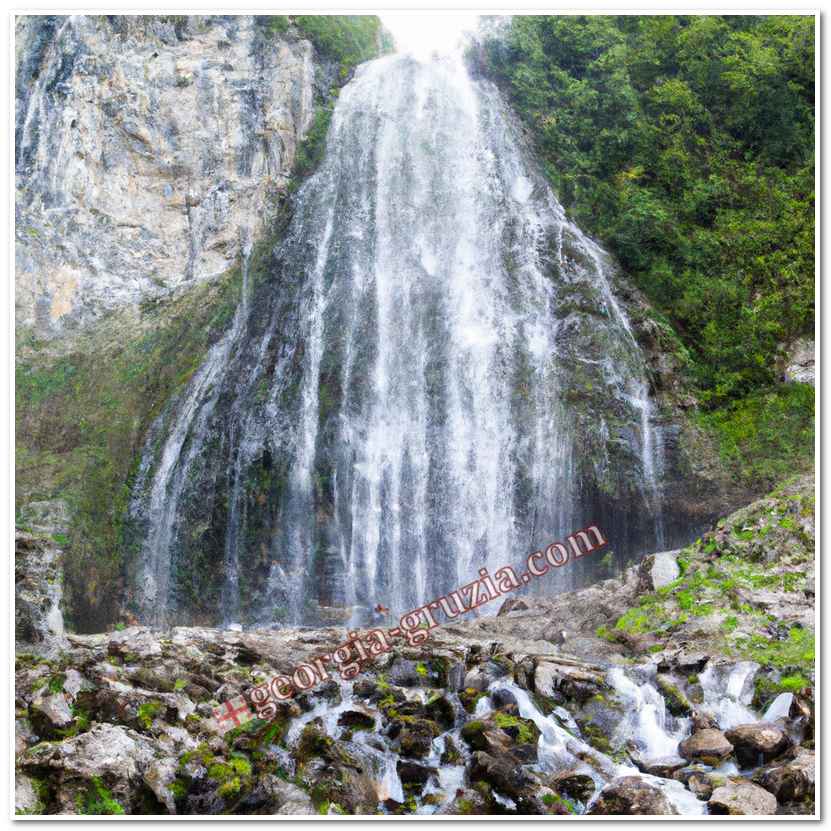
[678,729,733,765]
[497,597,530,616]
[261,777,315,815]
[708,781,777,815]
[396,760,436,790]
[725,722,790,766]
[467,750,535,802]
[20,723,159,811]
[30,691,74,733]
[635,755,687,778]
[337,709,376,731]
[686,773,714,800]
[753,748,815,803]
[534,660,606,704]
[15,772,42,814]
[639,551,681,591]
[588,776,677,815]
[782,337,814,385]
[548,769,596,803]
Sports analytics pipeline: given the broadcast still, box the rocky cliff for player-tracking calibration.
[16,15,315,339]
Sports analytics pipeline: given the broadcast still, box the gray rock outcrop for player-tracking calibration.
[16,15,315,339]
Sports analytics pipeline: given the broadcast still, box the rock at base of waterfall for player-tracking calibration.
[655,674,693,716]
[265,778,316,815]
[752,748,815,803]
[635,755,687,778]
[638,550,681,591]
[587,776,677,815]
[684,772,715,800]
[396,760,436,790]
[20,723,160,814]
[467,751,538,808]
[725,722,791,766]
[548,770,596,803]
[708,781,778,815]
[15,528,67,657]
[678,729,734,765]
[30,691,74,731]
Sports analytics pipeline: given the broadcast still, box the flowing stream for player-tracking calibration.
[130,51,668,627]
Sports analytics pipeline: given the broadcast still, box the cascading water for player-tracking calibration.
[130,50,669,627]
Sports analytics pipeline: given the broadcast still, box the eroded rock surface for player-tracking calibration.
[16,15,315,339]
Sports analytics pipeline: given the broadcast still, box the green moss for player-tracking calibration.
[173,678,188,692]
[543,792,578,814]
[456,798,475,814]
[493,712,537,744]
[137,700,163,730]
[734,625,814,673]
[46,673,66,694]
[229,754,252,777]
[79,777,125,815]
[415,662,428,677]
[217,777,242,799]
[169,778,188,800]
[16,258,247,631]
[698,384,814,490]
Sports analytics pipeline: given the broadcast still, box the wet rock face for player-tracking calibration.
[15,526,67,656]
[15,15,315,339]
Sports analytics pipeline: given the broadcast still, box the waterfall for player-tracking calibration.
[130,51,666,627]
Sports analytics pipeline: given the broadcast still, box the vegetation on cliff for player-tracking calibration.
[482,15,815,485]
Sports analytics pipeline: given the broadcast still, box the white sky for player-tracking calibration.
[380,13,481,58]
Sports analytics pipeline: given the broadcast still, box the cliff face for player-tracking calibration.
[16,15,315,339]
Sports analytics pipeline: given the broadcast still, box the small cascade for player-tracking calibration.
[699,661,759,729]
[763,692,794,722]
[607,667,689,759]
[487,679,706,815]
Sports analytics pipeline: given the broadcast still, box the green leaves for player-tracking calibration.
[484,14,814,426]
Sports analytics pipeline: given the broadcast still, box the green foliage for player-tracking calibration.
[16,258,247,630]
[259,15,384,77]
[137,700,163,730]
[47,673,66,694]
[294,16,384,76]
[698,383,814,489]
[485,15,814,419]
[734,625,814,671]
[79,777,125,815]
[543,792,578,813]
[294,104,335,179]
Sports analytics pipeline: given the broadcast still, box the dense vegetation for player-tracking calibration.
[259,15,391,77]
[483,15,815,486]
